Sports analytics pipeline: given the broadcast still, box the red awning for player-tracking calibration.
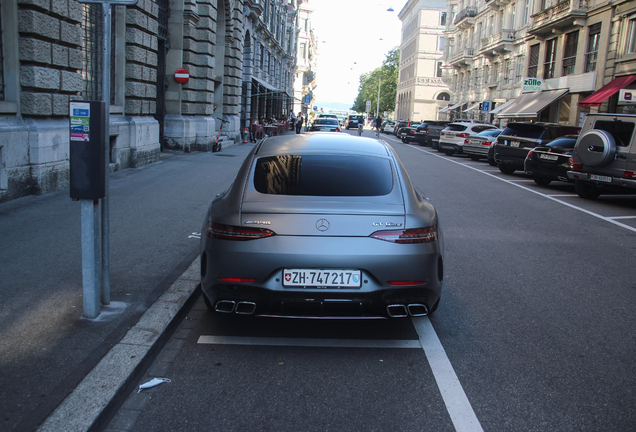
[578,75,636,107]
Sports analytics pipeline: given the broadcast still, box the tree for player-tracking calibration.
[351,48,399,116]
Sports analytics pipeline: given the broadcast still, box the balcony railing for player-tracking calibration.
[529,0,587,35]
[480,30,515,55]
[450,48,475,67]
[454,7,477,25]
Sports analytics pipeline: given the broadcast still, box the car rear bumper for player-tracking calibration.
[438,142,462,153]
[200,235,443,318]
[567,171,636,190]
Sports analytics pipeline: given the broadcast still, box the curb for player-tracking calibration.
[37,257,202,432]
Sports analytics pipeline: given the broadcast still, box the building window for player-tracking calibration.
[300,42,307,60]
[0,4,4,101]
[441,11,447,26]
[437,92,450,101]
[528,44,540,78]
[484,65,490,84]
[522,0,529,26]
[544,38,557,79]
[562,31,578,76]
[437,61,443,77]
[585,23,601,73]
[627,18,636,54]
[516,56,525,81]
[439,36,445,52]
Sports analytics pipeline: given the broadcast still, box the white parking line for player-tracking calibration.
[413,317,484,432]
[409,145,636,234]
[199,316,483,432]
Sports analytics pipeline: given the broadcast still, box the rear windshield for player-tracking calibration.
[546,138,577,150]
[446,124,468,131]
[254,155,393,196]
[502,123,546,138]
[476,129,501,137]
[315,119,339,125]
[593,120,635,147]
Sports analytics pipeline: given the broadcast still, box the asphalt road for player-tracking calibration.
[106,129,636,432]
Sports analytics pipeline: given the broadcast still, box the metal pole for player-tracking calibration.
[81,200,101,318]
[101,3,111,305]
[376,77,381,118]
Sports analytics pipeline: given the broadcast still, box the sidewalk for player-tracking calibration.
[0,141,256,432]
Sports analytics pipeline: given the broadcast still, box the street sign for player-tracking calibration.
[174,68,189,83]
[482,101,490,112]
[304,94,311,104]
[366,101,371,106]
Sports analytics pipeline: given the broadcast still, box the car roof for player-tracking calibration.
[255,133,392,158]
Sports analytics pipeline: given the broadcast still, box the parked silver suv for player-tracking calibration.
[567,113,636,199]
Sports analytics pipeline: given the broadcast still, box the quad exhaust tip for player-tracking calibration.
[215,300,257,315]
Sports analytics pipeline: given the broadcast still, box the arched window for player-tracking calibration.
[437,93,450,101]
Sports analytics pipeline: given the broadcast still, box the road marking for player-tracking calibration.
[409,145,636,234]
[610,215,636,220]
[413,317,484,432]
[197,335,422,348]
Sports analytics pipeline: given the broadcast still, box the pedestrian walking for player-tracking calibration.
[296,113,304,134]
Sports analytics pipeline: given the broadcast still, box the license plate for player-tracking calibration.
[590,174,612,183]
[401,132,407,136]
[510,141,520,147]
[539,154,558,161]
[283,269,362,288]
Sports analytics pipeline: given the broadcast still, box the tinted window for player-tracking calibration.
[502,123,546,138]
[473,126,495,133]
[315,119,339,125]
[593,120,635,147]
[476,129,502,137]
[446,124,468,131]
[546,138,576,150]
[254,155,393,196]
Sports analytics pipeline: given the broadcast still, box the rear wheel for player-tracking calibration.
[488,157,497,166]
[498,165,515,175]
[469,155,480,161]
[533,177,551,186]
[444,150,454,156]
[575,180,600,199]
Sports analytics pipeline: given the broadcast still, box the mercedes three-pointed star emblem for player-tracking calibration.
[316,218,330,231]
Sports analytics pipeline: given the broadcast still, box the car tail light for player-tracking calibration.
[456,133,470,138]
[527,150,534,158]
[440,132,445,136]
[219,277,256,283]
[370,227,437,244]
[464,138,469,144]
[387,280,425,286]
[571,162,582,169]
[205,222,275,241]
[626,171,636,178]
[336,127,341,132]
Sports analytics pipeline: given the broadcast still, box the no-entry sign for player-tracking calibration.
[174,68,189,83]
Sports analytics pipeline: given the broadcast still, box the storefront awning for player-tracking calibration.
[439,102,463,113]
[489,99,514,115]
[495,89,569,118]
[578,75,636,107]
[463,103,480,112]
[252,76,281,93]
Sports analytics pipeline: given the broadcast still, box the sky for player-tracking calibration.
[310,0,404,109]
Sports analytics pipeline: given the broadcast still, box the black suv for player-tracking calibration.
[494,122,580,174]
[413,121,450,146]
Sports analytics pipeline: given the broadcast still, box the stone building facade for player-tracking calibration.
[396,0,450,122]
[0,0,300,204]
[293,0,316,116]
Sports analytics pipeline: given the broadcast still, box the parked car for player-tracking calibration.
[494,122,581,175]
[308,118,341,132]
[399,123,421,143]
[200,133,444,318]
[345,115,365,129]
[524,137,578,186]
[383,121,397,134]
[464,129,503,163]
[438,122,498,156]
[394,120,412,136]
[413,121,450,147]
[567,113,636,199]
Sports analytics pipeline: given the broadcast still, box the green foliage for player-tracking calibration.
[351,48,399,116]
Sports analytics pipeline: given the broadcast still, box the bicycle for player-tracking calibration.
[214,118,229,152]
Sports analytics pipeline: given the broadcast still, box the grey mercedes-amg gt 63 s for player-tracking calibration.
[200,132,444,318]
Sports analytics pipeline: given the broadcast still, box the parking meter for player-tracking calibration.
[69,101,106,200]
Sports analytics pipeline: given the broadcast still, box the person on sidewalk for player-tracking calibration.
[295,113,304,134]
[250,117,259,142]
